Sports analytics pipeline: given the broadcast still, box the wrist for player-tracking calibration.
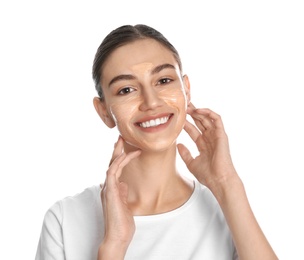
[207,172,244,206]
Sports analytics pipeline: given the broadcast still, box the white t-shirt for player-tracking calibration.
[35,180,238,260]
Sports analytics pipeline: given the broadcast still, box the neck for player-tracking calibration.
[120,144,193,215]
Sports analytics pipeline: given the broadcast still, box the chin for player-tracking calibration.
[127,132,181,153]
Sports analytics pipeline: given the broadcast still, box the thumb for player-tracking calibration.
[177,143,194,168]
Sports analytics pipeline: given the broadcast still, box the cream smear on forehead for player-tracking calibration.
[130,62,154,75]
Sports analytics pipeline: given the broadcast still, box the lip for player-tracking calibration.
[134,113,174,132]
[135,113,173,124]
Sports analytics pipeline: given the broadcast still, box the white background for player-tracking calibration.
[0,0,303,259]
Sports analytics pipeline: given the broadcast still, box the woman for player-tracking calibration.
[35,24,278,260]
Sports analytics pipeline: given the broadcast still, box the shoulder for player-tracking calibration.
[61,185,101,206]
[44,185,101,223]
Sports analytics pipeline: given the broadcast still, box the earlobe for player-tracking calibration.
[93,97,116,128]
[183,75,191,106]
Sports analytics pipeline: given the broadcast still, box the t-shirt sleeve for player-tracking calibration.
[35,201,65,260]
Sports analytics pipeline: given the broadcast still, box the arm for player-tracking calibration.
[35,202,65,260]
[177,103,278,260]
[210,170,276,260]
[98,136,141,260]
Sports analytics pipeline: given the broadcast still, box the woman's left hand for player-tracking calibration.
[177,103,238,190]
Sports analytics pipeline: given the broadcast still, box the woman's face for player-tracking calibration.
[98,39,190,152]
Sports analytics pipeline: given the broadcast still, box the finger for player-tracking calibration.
[183,120,207,152]
[190,110,214,131]
[103,154,125,189]
[108,150,141,180]
[103,150,140,205]
[195,108,225,130]
[187,103,213,132]
[177,143,194,168]
[109,136,124,166]
[116,150,141,177]
[187,102,196,113]
[184,120,201,142]
[106,152,127,184]
[112,150,140,171]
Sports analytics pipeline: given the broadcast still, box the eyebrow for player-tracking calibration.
[108,63,176,87]
[151,63,176,74]
[108,74,136,87]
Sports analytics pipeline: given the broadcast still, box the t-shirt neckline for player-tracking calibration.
[133,179,201,221]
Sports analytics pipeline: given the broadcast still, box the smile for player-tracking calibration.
[138,115,172,128]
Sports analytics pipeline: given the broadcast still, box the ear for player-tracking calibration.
[93,97,116,128]
[183,74,191,106]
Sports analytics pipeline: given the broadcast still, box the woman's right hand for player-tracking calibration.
[98,136,141,259]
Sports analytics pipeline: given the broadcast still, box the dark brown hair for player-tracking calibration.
[92,24,182,100]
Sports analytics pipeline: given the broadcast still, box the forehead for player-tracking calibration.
[101,39,178,84]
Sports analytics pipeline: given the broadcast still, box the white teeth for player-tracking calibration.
[140,116,170,128]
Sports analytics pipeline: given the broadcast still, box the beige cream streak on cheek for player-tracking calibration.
[159,87,187,111]
[109,103,137,139]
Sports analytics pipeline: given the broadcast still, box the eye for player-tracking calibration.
[157,78,172,85]
[117,87,135,95]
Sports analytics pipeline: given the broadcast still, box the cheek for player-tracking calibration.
[108,102,136,128]
[109,102,140,147]
[160,87,187,111]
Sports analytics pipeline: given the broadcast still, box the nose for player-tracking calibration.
[139,87,164,111]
